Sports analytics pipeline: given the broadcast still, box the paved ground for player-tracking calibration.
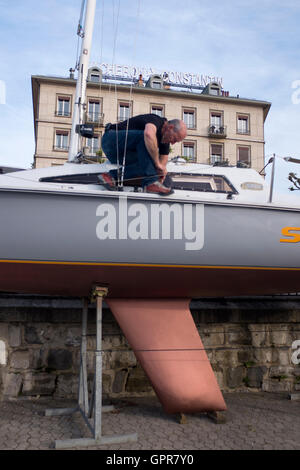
[0,392,299,451]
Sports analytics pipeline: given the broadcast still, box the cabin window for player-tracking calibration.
[40,173,102,184]
[168,173,237,194]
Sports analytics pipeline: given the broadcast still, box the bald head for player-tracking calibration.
[161,119,187,144]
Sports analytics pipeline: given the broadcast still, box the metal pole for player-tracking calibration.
[268,153,276,203]
[68,0,97,161]
[94,291,104,439]
[78,298,89,415]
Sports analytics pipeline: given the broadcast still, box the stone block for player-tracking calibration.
[23,372,56,396]
[112,369,128,393]
[253,348,273,364]
[246,366,267,388]
[53,374,78,399]
[47,349,73,371]
[25,326,42,344]
[126,367,153,393]
[198,326,225,347]
[215,349,238,366]
[10,350,30,370]
[227,327,251,345]
[3,372,22,398]
[64,327,81,347]
[270,326,290,346]
[103,350,137,370]
[102,372,113,395]
[237,350,255,364]
[226,366,244,388]
[249,324,267,347]
[0,324,8,340]
[269,366,293,378]
[262,378,292,393]
[8,325,21,347]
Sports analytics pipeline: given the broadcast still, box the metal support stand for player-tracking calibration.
[45,287,137,449]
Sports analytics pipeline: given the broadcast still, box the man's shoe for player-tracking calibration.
[145,181,174,196]
[98,173,116,191]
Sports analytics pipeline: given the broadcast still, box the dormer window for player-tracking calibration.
[88,67,102,83]
[202,81,222,96]
[146,74,163,89]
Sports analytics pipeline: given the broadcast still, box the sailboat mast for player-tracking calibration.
[68,0,97,162]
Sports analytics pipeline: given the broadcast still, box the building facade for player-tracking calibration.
[31,69,271,171]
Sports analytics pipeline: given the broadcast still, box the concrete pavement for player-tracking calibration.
[0,392,299,450]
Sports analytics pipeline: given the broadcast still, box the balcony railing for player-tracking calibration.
[85,112,104,125]
[209,155,223,165]
[208,125,227,138]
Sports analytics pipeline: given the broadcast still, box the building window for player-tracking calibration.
[183,109,196,129]
[237,146,251,166]
[87,100,101,122]
[151,105,164,117]
[54,130,69,151]
[182,141,196,162]
[210,112,223,131]
[86,135,100,155]
[237,114,250,134]
[88,67,102,83]
[210,143,223,164]
[118,102,131,121]
[56,96,71,117]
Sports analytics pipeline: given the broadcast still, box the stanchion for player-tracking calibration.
[45,286,137,449]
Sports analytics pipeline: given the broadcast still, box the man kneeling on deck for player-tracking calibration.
[100,113,187,196]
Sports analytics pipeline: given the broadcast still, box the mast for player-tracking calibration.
[68,0,97,162]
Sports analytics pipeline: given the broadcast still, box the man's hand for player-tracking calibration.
[156,161,167,183]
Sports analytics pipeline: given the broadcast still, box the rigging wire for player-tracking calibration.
[120,0,141,190]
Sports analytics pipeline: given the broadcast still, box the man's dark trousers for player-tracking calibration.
[101,130,158,187]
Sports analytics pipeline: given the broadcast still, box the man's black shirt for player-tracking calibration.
[109,114,170,155]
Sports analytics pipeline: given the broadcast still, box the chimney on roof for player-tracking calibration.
[69,68,75,79]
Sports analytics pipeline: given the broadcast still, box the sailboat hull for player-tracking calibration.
[1,188,300,297]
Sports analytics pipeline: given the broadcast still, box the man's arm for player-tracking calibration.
[144,123,169,181]
[144,123,160,167]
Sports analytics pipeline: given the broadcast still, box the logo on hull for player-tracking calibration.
[280,227,300,243]
[96,196,204,251]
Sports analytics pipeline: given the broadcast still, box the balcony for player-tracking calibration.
[85,112,104,126]
[208,125,227,138]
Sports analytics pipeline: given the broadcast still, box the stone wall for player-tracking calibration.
[0,294,299,401]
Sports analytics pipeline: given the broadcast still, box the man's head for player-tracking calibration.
[161,119,187,145]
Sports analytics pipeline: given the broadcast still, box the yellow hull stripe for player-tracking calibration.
[0,259,300,271]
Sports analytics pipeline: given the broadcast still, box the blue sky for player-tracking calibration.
[0,0,300,194]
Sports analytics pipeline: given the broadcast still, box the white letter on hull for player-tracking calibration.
[118,196,128,239]
[150,203,182,240]
[128,203,149,240]
[96,204,116,239]
[184,204,204,251]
